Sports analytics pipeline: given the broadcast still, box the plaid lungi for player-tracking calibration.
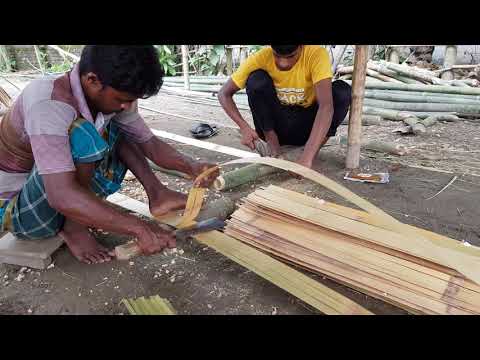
[0,118,127,240]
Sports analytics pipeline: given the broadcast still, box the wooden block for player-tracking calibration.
[0,254,52,270]
[0,232,63,269]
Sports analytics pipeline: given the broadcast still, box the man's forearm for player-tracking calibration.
[218,91,250,130]
[301,107,334,163]
[51,183,145,237]
[139,136,194,175]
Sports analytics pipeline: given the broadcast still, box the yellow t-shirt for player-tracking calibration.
[231,45,333,108]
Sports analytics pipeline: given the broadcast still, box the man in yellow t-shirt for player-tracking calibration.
[218,45,351,169]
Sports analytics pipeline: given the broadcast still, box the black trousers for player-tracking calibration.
[245,70,352,146]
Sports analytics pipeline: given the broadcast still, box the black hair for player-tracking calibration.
[271,45,300,56]
[79,45,164,99]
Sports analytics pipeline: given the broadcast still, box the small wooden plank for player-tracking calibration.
[0,232,63,269]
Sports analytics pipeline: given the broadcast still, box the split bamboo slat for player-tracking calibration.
[121,295,177,315]
[107,191,372,315]
[222,157,480,285]
[225,185,480,315]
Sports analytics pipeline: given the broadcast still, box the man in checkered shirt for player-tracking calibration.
[0,46,218,264]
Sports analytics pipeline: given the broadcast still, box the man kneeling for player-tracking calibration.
[219,45,352,169]
[0,46,218,264]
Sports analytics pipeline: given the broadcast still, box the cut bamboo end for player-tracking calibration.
[213,176,226,191]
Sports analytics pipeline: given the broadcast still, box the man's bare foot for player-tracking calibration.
[149,187,188,218]
[59,220,112,264]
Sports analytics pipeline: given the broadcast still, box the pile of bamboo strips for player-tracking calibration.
[121,295,177,315]
[225,185,480,315]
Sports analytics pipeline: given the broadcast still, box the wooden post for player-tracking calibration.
[346,45,369,170]
[441,45,457,81]
[226,46,233,75]
[181,45,190,90]
[0,45,12,72]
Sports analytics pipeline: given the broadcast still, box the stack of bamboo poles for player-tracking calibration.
[337,60,480,134]
[161,76,248,106]
[225,185,480,315]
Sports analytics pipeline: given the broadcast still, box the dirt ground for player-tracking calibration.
[1,76,479,315]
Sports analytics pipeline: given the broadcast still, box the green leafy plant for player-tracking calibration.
[156,45,179,76]
[188,45,226,75]
[247,45,264,54]
[48,62,73,73]
[0,58,15,72]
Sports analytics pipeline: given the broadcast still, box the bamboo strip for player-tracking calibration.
[121,296,177,315]
[230,205,480,308]
[225,187,480,314]
[184,157,480,284]
[108,192,371,315]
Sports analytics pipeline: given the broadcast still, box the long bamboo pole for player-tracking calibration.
[346,45,369,170]
[181,45,190,90]
[226,46,233,75]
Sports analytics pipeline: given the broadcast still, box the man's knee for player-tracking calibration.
[332,80,352,107]
[69,118,108,164]
[246,70,274,95]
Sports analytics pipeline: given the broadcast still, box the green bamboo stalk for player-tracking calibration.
[348,80,480,96]
[362,106,460,121]
[364,98,480,114]
[380,90,480,101]
[367,62,427,85]
[213,164,279,191]
[364,90,480,106]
